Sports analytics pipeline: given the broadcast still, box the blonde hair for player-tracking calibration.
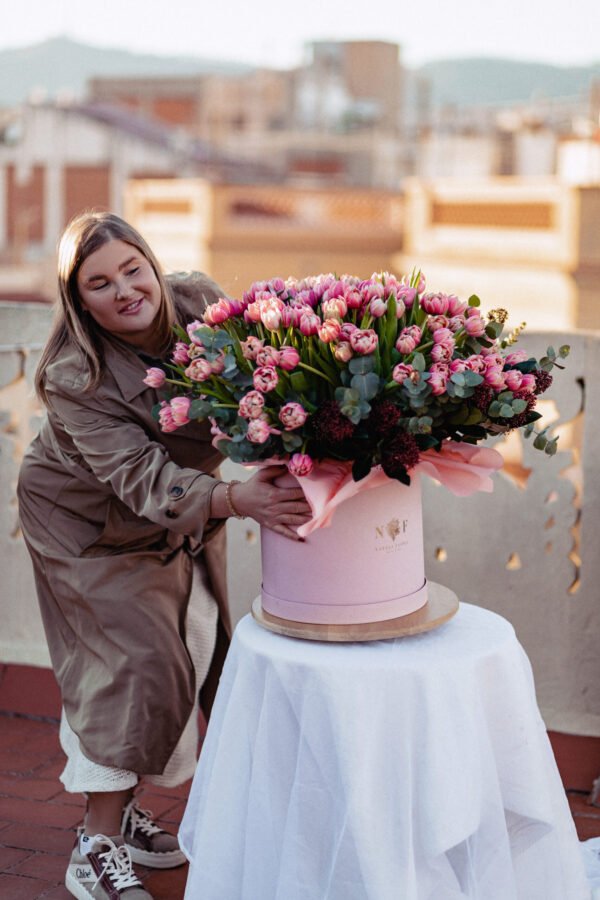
[35,211,176,406]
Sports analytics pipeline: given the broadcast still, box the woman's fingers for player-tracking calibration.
[269,523,305,542]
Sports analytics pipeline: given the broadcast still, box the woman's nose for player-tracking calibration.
[115,279,134,300]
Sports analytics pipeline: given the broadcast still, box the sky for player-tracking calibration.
[1,0,598,69]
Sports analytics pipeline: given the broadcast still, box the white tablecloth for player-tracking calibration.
[180,601,589,899]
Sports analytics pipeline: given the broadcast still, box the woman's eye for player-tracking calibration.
[91,282,109,291]
[126,267,140,276]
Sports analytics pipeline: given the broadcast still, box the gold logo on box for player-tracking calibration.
[375,517,409,551]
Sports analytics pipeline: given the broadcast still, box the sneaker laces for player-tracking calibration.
[93,837,142,891]
[124,800,163,838]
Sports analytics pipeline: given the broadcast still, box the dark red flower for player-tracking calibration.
[381,431,420,478]
[311,401,355,444]
[369,398,402,437]
[534,370,553,395]
[473,384,494,413]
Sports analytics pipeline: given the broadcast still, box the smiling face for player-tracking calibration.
[76,239,163,351]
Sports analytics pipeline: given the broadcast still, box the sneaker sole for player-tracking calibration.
[65,870,94,899]
[126,845,187,869]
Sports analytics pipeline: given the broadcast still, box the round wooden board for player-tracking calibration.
[251,582,459,643]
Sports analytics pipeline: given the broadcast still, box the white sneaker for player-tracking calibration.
[65,834,153,899]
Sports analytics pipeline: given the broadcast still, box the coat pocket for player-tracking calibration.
[81,497,176,557]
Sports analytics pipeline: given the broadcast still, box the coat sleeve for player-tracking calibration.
[46,382,224,545]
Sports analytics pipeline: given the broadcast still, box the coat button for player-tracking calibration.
[169,485,184,498]
[165,509,179,519]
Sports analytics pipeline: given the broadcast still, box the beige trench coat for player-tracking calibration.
[17,274,232,774]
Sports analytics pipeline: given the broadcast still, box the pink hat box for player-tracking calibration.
[260,473,428,625]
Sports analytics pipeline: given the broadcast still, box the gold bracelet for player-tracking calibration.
[225,480,245,519]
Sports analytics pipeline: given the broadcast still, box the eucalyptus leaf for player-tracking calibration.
[189,398,213,419]
[468,294,481,307]
[348,355,375,375]
[412,352,426,372]
[512,399,527,414]
[500,404,514,417]
[533,433,548,451]
[351,371,380,401]
[463,371,483,386]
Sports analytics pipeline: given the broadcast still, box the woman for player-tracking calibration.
[17,211,310,900]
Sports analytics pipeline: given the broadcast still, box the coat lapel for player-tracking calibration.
[103,337,154,402]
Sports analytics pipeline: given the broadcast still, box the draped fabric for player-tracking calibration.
[180,603,589,900]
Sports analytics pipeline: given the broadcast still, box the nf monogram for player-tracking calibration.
[375,517,408,542]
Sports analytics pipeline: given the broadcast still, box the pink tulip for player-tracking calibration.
[464,316,486,337]
[421,292,450,315]
[279,346,300,371]
[185,359,213,382]
[260,301,283,332]
[392,363,414,384]
[447,295,468,316]
[504,350,529,365]
[244,301,262,324]
[334,341,353,363]
[504,370,524,392]
[465,355,486,373]
[447,316,465,332]
[431,343,453,363]
[143,367,166,389]
[519,374,536,394]
[279,402,308,430]
[256,346,282,368]
[239,390,265,419]
[428,370,448,396]
[203,298,232,326]
[287,452,314,477]
[344,288,364,310]
[369,297,388,318]
[158,402,178,433]
[172,341,191,365]
[322,297,348,319]
[396,332,418,355]
[299,311,321,336]
[484,367,506,390]
[246,418,272,444]
[241,336,264,360]
[349,328,378,355]
[170,396,191,427]
[340,322,359,340]
[253,366,279,392]
[427,315,449,332]
[319,319,342,343]
[397,286,417,308]
[449,358,468,374]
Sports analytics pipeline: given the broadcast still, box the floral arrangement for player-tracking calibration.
[146,271,569,483]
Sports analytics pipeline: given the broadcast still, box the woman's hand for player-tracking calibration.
[212,466,312,541]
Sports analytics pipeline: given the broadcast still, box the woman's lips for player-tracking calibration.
[119,297,144,315]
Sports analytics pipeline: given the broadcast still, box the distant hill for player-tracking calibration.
[0,35,251,106]
[0,36,598,110]
[418,57,600,108]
